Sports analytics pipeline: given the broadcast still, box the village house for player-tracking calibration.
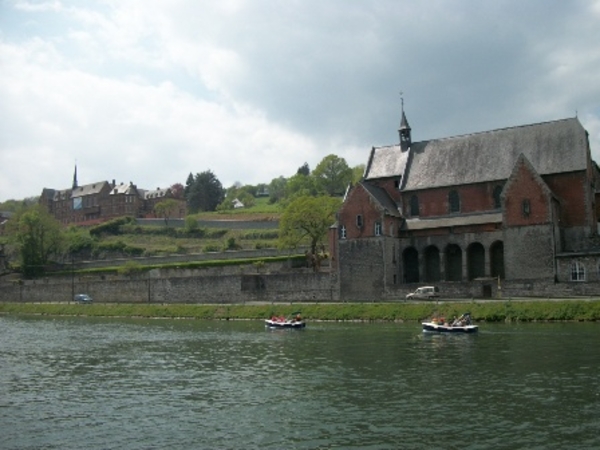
[331,110,600,300]
[40,167,186,225]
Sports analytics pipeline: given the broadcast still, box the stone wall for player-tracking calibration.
[504,224,555,280]
[0,267,339,304]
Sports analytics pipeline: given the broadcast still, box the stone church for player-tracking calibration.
[330,110,600,300]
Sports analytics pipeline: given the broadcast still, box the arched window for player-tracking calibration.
[571,261,585,281]
[449,190,460,213]
[410,195,419,216]
[493,185,503,209]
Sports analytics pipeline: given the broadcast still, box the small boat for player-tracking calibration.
[422,312,478,333]
[265,312,305,329]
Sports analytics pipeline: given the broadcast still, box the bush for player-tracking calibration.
[89,216,135,237]
[117,260,144,276]
[203,244,220,253]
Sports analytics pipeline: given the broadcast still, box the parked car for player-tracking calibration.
[406,286,440,300]
[74,294,93,303]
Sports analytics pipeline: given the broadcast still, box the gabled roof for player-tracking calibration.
[144,187,170,199]
[403,117,588,191]
[71,181,109,198]
[365,117,589,191]
[360,182,402,217]
[364,144,410,181]
[110,182,138,196]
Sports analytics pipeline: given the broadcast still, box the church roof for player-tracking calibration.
[364,144,410,181]
[365,117,589,191]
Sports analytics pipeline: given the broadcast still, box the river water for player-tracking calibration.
[1,316,599,450]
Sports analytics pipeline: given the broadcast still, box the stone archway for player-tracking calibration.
[403,247,419,283]
[424,245,441,282]
[490,241,505,279]
[445,244,462,281]
[467,242,486,280]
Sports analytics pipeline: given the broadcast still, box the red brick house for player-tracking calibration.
[332,112,600,300]
[40,167,186,225]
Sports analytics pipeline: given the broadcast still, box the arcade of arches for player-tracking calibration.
[402,241,505,283]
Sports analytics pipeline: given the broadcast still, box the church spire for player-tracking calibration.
[72,163,78,189]
[398,93,411,152]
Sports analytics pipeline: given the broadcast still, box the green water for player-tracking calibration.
[1,316,599,449]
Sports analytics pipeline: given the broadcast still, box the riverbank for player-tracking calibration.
[2,299,600,322]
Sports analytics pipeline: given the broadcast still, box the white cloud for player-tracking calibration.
[1,0,600,201]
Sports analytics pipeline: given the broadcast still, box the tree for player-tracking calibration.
[297,162,310,176]
[170,183,184,200]
[184,172,194,197]
[268,176,287,204]
[284,173,317,203]
[9,205,63,278]
[312,154,353,196]
[154,199,180,226]
[351,164,366,184]
[186,170,225,213]
[279,195,341,256]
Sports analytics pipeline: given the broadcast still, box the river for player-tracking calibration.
[1,316,599,449]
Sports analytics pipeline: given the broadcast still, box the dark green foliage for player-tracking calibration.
[95,240,143,256]
[186,170,225,213]
[239,231,279,240]
[89,216,135,237]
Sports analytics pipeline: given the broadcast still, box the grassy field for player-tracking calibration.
[2,300,600,322]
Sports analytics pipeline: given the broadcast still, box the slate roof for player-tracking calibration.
[110,182,138,196]
[144,187,170,199]
[360,182,402,217]
[365,117,589,191]
[364,144,410,181]
[71,181,109,198]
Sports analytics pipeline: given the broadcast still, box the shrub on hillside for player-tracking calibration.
[89,216,135,237]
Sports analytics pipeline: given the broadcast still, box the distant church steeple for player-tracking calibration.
[398,94,411,152]
[72,164,78,189]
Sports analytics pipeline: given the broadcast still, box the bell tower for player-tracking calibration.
[398,95,411,152]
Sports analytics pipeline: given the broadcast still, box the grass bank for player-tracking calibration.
[2,300,600,322]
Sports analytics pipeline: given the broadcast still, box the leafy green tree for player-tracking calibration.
[268,176,288,204]
[154,198,180,225]
[284,173,317,204]
[9,205,63,278]
[279,195,341,254]
[352,164,366,184]
[186,170,225,213]
[312,154,353,196]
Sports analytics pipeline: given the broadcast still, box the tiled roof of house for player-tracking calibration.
[365,117,589,191]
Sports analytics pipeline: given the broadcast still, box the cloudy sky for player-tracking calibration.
[1,0,600,202]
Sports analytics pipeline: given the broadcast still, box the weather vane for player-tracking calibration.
[399,91,404,112]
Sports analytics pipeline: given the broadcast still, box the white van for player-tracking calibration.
[406,286,440,300]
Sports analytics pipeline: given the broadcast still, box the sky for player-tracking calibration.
[1,0,600,202]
